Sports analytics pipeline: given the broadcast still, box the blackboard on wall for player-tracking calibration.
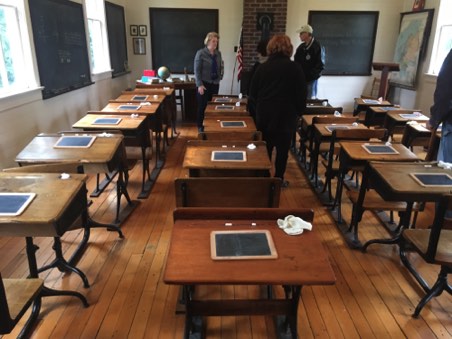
[308,11,379,76]
[149,8,218,73]
[105,2,128,77]
[28,0,93,99]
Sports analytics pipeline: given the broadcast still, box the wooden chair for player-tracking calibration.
[198,131,262,141]
[400,194,452,317]
[174,177,281,207]
[0,272,44,338]
[320,128,387,202]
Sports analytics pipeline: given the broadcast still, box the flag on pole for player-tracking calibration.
[236,27,243,81]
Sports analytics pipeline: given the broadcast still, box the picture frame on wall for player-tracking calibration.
[130,25,138,36]
[139,25,147,36]
[412,0,425,11]
[390,9,434,89]
[133,37,146,55]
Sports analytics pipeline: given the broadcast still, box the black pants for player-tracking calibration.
[196,82,219,128]
[263,130,292,180]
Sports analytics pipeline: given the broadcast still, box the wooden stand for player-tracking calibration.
[372,62,400,100]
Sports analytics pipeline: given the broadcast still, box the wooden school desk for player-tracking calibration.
[72,114,153,199]
[365,106,424,129]
[333,141,419,225]
[15,133,136,225]
[383,110,428,138]
[183,140,271,177]
[164,208,336,339]
[353,98,393,116]
[359,161,452,250]
[202,116,256,133]
[111,92,166,104]
[0,173,91,328]
[310,123,368,186]
[98,101,166,166]
[204,103,249,117]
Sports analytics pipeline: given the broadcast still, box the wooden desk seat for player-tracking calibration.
[198,131,262,141]
[320,128,387,202]
[1,273,44,338]
[175,177,281,207]
[400,194,452,317]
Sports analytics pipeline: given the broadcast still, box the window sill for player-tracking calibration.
[423,73,438,84]
[92,70,113,82]
[0,87,43,113]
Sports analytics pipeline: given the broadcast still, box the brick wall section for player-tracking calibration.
[242,0,287,71]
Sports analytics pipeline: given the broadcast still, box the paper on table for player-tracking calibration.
[277,215,312,235]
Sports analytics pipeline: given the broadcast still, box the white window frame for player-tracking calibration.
[84,0,111,76]
[428,0,452,75]
[0,0,40,100]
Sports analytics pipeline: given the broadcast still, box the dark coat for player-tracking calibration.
[294,37,324,82]
[249,53,307,134]
[429,49,452,128]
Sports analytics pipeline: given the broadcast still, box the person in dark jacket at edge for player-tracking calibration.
[294,24,324,99]
[249,34,307,188]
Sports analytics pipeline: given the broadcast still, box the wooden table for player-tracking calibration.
[211,95,248,106]
[164,208,336,339]
[311,123,368,186]
[203,116,256,133]
[204,103,249,117]
[383,110,428,138]
[183,140,271,177]
[72,114,153,199]
[333,141,419,225]
[0,172,90,328]
[353,98,393,116]
[111,93,166,104]
[99,101,165,167]
[15,133,137,225]
[360,161,452,250]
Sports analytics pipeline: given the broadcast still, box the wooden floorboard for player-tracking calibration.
[1,123,451,338]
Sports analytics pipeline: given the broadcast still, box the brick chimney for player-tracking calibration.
[242,0,288,71]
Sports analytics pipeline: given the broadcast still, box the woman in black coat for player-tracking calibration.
[249,34,307,186]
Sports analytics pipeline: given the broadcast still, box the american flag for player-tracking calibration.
[236,28,243,81]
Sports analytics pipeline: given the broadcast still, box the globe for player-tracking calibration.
[157,66,170,80]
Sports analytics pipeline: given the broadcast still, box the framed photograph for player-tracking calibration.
[139,25,147,36]
[390,9,434,89]
[133,38,146,55]
[130,25,138,36]
[412,0,425,11]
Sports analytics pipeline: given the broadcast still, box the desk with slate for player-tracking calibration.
[164,208,336,339]
[72,114,154,199]
[202,116,256,133]
[15,133,136,225]
[333,141,419,226]
[183,140,271,177]
[0,173,91,336]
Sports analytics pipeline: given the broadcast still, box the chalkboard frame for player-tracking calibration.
[149,8,219,73]
[105,1,129,78]
[308,11,379,76]
[28,0,93,99]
